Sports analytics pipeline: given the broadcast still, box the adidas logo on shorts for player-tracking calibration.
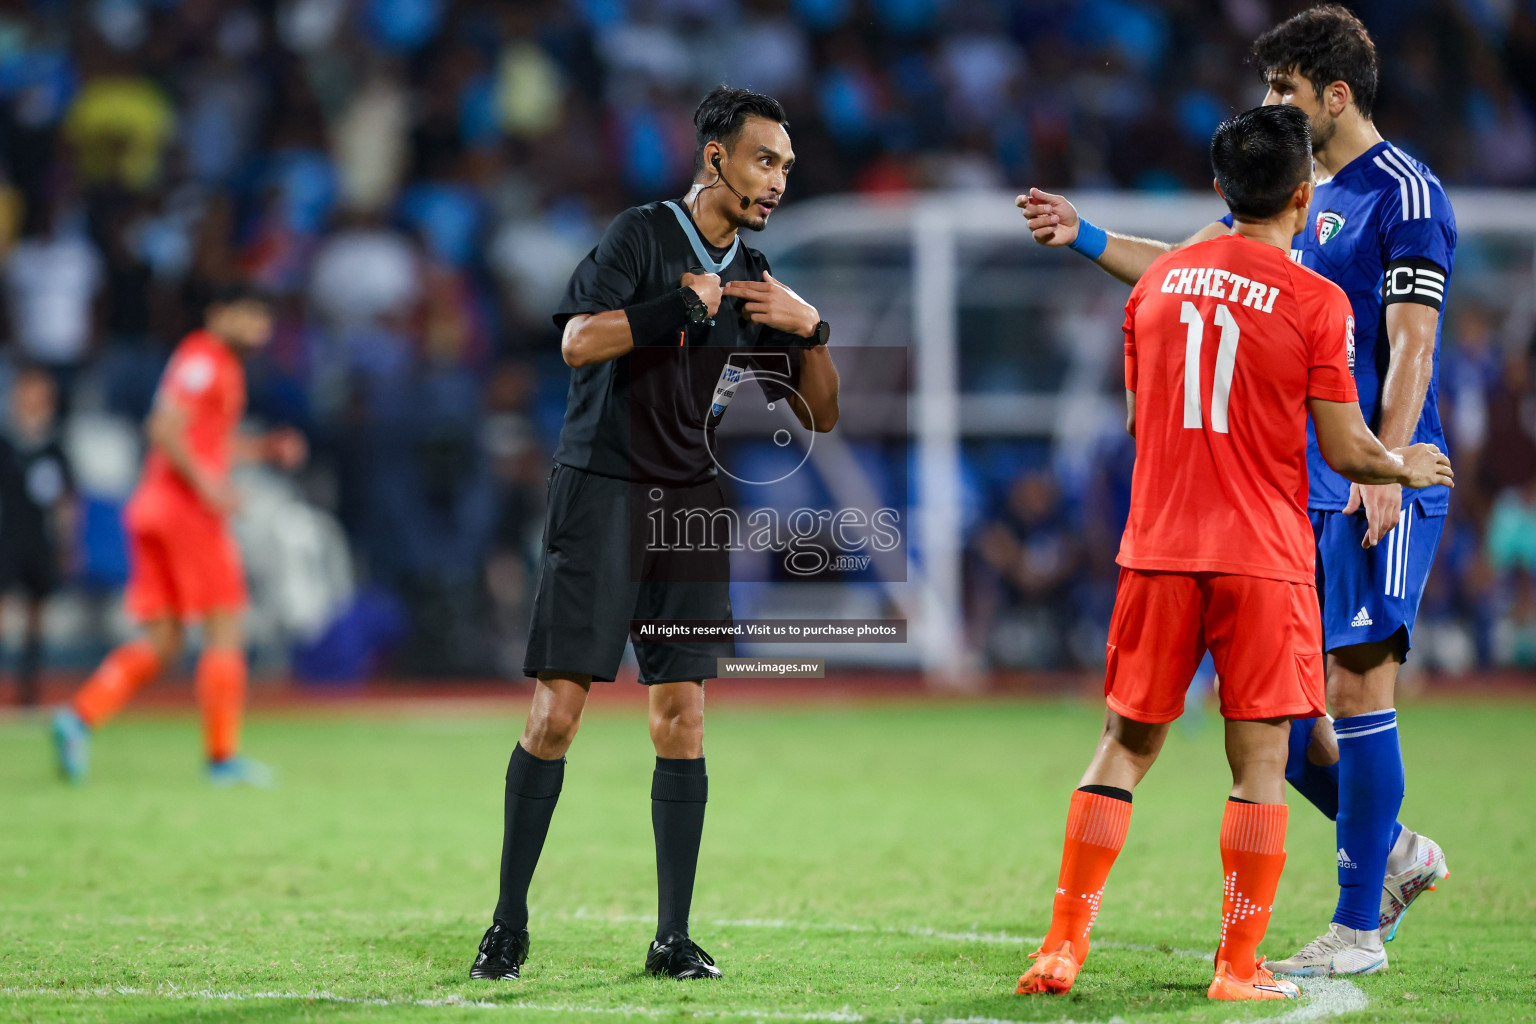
[1351,607,1373,628]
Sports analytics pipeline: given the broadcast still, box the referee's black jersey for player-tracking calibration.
[552,200,806,485]
[0,433,72,545]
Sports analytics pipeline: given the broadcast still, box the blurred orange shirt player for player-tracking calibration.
[53,284,305,787]
[125,328,250,620]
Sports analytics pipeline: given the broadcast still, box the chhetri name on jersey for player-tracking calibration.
[1158,266,1281,312]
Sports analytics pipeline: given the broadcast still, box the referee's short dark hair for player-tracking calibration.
[1211,105,1312,222]
[693,86,788,175]
[1251,4,1378,119]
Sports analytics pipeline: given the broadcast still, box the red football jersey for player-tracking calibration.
[129,330,246,526]
[1119,234,1358,584]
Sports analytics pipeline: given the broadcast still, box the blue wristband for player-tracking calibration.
[1069,218,1108,261]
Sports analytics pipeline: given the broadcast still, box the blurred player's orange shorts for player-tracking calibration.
[1104,567,1325,723]
[124,518,247,622]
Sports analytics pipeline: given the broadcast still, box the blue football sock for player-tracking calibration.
[1332,709,1405,931]
[1284,718,1406,849]
[1285,718,1340,819]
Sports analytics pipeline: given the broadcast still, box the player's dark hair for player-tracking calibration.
[1251,4,1378,118]
[202,280,274,313]
[693,86,788,175]
[1211,105,1313,222]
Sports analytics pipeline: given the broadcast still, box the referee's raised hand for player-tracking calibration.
[722,271,820,337]
[680,271,723,317]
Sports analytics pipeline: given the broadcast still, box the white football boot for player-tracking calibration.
[1380,830,1449,941]
[1267,922,1388,977]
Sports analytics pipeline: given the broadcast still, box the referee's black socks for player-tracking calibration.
[493,743,565,931]
[652,756,708,943]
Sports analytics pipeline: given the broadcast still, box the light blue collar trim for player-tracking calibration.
[662,200,739,273]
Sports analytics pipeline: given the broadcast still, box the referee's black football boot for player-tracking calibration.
[645,933,722,979]
[470,923,530,980]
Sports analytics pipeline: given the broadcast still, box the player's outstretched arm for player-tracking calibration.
[233,427,307,470]
[1015,187,1228,286]
[1309,397,1454,493]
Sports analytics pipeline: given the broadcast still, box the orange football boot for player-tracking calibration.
[1016,941,1081,995]
[1207,957,1300,1001]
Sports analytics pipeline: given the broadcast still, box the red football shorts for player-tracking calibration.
[124,517,248,622]
[1104,567,1325,723]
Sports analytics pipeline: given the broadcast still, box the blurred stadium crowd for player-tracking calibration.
[0,0,1533,682]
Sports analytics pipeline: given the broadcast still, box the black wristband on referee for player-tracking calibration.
[624,289,692,346]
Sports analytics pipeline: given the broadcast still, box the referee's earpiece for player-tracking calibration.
[712,153,752,211]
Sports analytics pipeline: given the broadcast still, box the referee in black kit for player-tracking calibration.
[470,87,839,981]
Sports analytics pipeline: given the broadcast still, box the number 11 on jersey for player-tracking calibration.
[1181,301,1242,433]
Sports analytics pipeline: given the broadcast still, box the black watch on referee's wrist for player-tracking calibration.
[680,286,712,325]
[805,320,830,347]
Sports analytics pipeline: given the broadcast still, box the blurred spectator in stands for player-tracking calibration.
[1465,64,1536,186]
[63,41,175,194]
[1493,569,1536,668]
[970,471,1082,669]
[365,0,446,53]
[489,198,600,341]
[482,360,547,673]
[331,62,411,213]
[1442,302,1501,495]
[2,194,103,407]
[1479,345,1536,499]
[0,172,21,259]
[178,9,266,188]
[308,208,420,331]
[0,8,74,206]
[364,308,497,676]
[1487,480,1536,577]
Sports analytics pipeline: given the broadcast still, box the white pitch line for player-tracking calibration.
[1259,978,1370,1023]
[0,975,1366,1024]
[4,914,1366,1023]
[0,981,1367,1024]
[568,909,1216,961]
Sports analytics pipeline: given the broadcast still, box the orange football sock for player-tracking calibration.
[71,641,163,728]
[196,648,247,763]
[1217,800,1288,978]
[1040,789,1133,961]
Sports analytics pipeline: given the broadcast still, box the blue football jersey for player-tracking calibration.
[1226,140,1456,513]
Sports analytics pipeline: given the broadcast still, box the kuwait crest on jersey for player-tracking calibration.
[1316,210,1346,245]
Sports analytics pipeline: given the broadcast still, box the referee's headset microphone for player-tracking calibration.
[711,153,752,211]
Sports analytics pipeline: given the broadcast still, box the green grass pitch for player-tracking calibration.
[1,696,1532,1023]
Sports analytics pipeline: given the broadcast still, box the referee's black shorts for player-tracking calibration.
[0,531,59,599]
[523,463,734,684]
